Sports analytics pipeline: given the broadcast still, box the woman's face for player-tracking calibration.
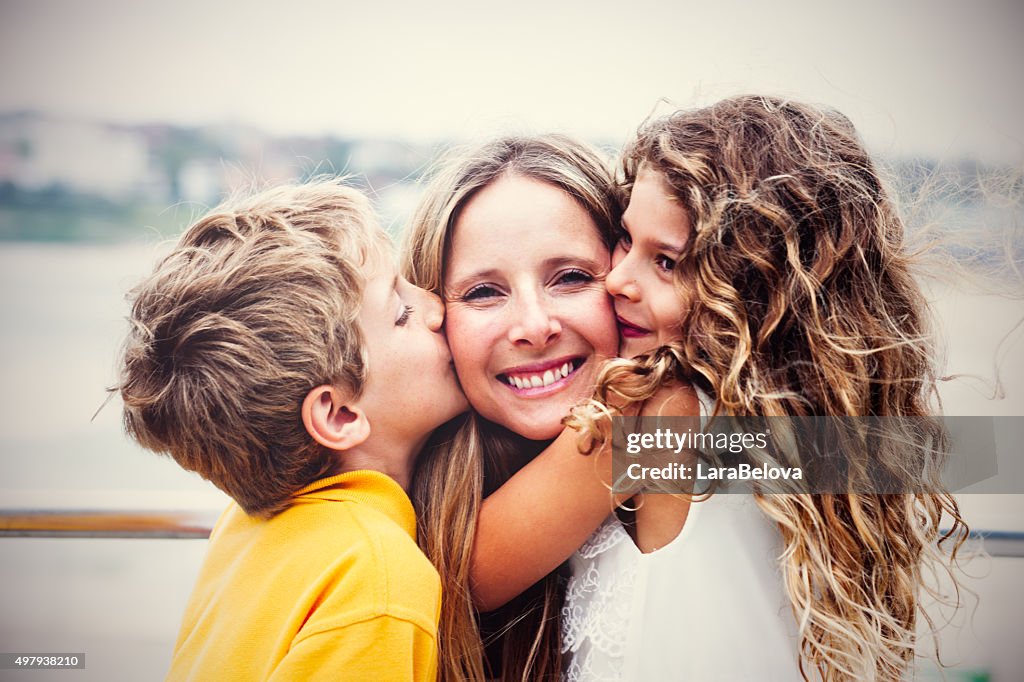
[444,174,619,440]
[606,167,694,358]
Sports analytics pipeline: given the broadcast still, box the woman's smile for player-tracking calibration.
[497,355,586,394]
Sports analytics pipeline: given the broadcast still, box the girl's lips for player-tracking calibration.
[617,315,651,339]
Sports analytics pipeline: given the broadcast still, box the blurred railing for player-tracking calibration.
[964,530,1024,558]
[0,509,220,539]
[1,510,1022,557]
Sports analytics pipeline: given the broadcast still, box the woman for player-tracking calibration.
[402,134,627,681]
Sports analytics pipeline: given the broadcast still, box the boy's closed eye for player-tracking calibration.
[396,304,414,326]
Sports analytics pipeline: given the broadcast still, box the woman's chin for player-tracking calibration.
[490,415,563,442]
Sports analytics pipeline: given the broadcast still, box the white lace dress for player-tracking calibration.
[560,494,804,681]
[561,516,637,682]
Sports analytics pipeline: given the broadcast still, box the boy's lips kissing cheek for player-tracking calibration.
[496,355,587,396]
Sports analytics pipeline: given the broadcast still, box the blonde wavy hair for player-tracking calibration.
[402,134,619,681]
[569,95,968,681]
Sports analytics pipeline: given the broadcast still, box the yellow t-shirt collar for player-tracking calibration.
[294,470,417,540]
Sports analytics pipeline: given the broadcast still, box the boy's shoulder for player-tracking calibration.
[206,470,440,631]
[170,470,441,680]
[298,470,441,611]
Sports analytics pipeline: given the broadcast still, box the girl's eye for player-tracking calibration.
[555,268,594,286]
[462,284,502,302]
[655,255,677,273]
[396,304,414,326]
[617,229,633,251]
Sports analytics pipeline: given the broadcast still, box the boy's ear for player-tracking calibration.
[301,385,370,451]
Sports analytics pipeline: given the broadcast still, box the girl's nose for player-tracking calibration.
[606,251,641,302]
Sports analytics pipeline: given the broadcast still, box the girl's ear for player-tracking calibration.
[301,385,370,451]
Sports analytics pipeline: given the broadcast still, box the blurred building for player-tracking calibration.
[0,112,437,239]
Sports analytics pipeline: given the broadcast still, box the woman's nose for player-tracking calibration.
[507,293,561,347]
[606,250,641,301]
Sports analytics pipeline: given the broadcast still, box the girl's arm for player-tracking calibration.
[470,426,618,611]
[470,383,698,611]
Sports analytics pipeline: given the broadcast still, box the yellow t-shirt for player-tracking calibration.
[167,470,440,681]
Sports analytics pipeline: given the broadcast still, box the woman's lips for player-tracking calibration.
[617,315,651,339]
[497,356,585,394]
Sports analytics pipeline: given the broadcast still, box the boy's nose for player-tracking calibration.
[421,289,445,332]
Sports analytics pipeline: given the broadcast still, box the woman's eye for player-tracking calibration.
[396,304,414,326]
[555,268,594,286]
[462,284,502,302]
[655,255,677,273]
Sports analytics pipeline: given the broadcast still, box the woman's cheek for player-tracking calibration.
[444,307,494,401]
[575,287,619,359]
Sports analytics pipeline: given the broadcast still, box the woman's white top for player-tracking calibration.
[561,398,804,680]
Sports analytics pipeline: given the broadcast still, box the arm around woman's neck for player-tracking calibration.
[469,427,622,612]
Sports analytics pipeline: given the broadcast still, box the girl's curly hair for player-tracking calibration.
[569,95,967,681]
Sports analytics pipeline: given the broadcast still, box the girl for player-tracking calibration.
[564,94,968,680]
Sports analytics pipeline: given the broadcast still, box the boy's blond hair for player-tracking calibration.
[117,180,388,517]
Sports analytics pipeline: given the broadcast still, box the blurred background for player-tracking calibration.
[0,0,1022,679]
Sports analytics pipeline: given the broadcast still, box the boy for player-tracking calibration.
[117,180,467,680]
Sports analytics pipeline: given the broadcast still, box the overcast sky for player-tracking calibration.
[1,0,1022,161]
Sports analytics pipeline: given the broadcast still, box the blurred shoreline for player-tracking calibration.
[3,111,1021,246]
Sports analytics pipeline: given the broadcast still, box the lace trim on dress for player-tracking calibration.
[576,516,630,559]
[561,517,637,682]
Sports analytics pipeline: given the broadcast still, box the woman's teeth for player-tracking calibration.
[504,362,574,389]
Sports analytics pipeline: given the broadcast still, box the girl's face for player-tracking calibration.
[444,174,619,441]
[606,168,694,358]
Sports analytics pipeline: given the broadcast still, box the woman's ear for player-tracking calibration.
[301,385,370,451]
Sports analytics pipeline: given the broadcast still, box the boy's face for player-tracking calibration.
[355,253,468,444]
